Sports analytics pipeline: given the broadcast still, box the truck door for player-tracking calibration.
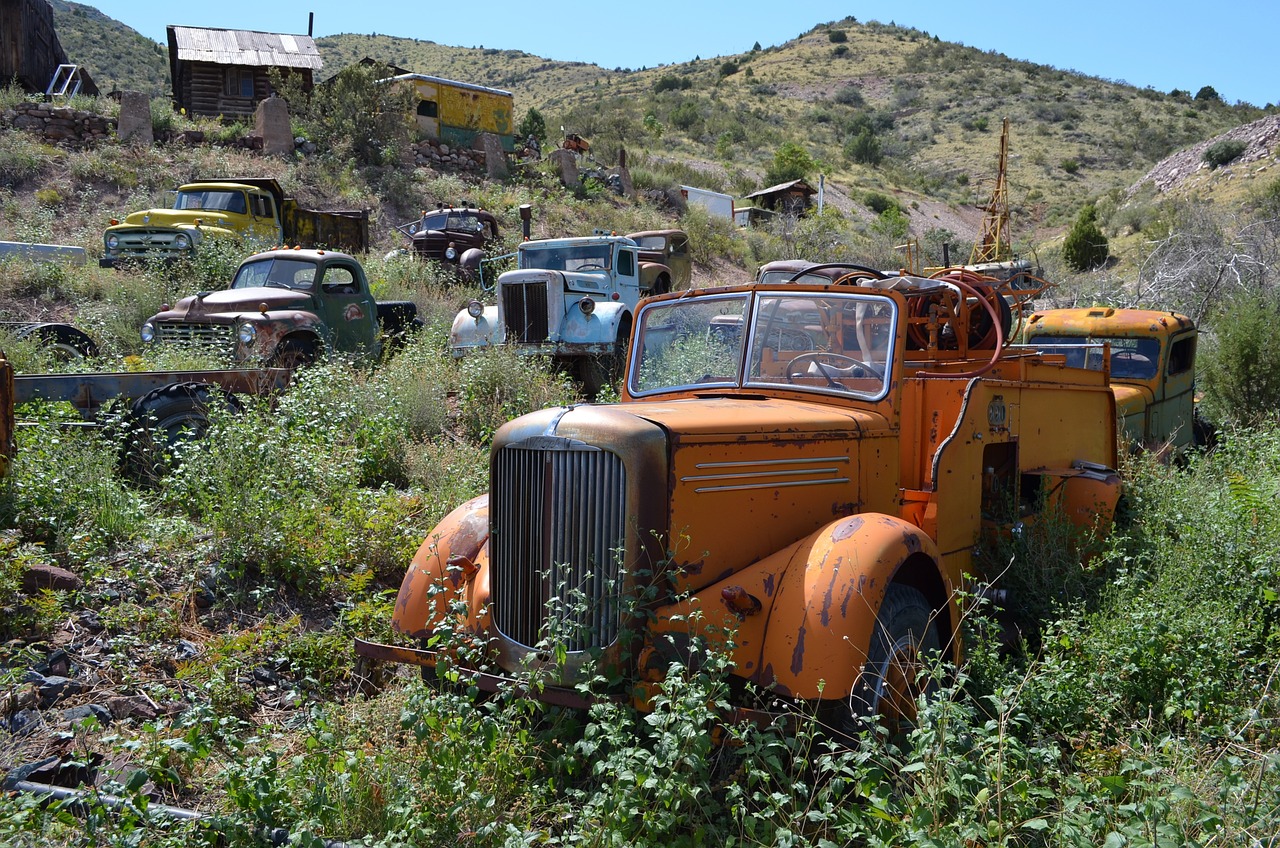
[1149,330,1197,451]
[315,261,378,355]
[247,191,283,244]
[616,247,640,301]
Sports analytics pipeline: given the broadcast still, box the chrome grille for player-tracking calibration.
[491,441,627,652]
[154,322,234,350]
[502,281,549,343]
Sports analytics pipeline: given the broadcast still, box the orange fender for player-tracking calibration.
[646,513,948,701]
[392,494,490,639]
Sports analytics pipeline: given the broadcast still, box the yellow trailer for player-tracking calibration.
[385,73,515,152]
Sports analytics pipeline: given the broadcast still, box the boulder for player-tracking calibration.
[21,563,83,593]
[253,96,293,157]
[116,91,153,146]
[549,148,581,190]
[479,132,509,179]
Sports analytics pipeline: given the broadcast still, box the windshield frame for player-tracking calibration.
[230,257,319,292]
[627,287,899,402]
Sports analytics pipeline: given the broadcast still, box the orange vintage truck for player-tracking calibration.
[358,266,1121,731]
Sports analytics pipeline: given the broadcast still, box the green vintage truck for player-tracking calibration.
[142,248,419,367]
[101,178,368,267]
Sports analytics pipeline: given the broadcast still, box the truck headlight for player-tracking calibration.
[237,322,257,345]
[467,300,484,319]
[578,297,596,316]
[140,321,156,343]
[106,234,119,250]
[174,233,190,250]
[445,244,458,260]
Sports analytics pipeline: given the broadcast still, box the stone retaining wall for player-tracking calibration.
[2,103,115,148]
[2,102,504,176]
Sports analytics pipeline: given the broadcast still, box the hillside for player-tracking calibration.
[43,8,1268,251]
[48,0,169,97]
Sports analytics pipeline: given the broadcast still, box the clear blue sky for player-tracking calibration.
[85,0,1277,107]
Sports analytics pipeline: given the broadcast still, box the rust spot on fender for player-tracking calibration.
[790,622,807,676]
[678,559,705,576]
[763,572,776,597]
[830,515,865,542]
[820,559,841,626]
[899,529,923,553]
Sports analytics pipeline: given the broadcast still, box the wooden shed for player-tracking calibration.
[743,179,816,216]
[1,0,98,95]
[167,25,322,119]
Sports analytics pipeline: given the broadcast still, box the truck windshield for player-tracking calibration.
[631,290,897,400]
[1026,334,1160,379]
[174,190,247,215]
[231,258,317,292]
[519,243,611,272]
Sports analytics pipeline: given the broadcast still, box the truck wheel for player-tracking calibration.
[18,324,98,362]
[270,339,318,369]
[837,583,941,739]
[651,273,671,296]
[122,382,241,481]
[576,321,629,400]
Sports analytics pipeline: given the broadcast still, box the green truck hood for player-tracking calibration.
[164,287,313,319]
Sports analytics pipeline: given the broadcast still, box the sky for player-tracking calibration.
[82,0,1278,108]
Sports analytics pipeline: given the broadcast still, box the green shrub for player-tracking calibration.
[718,61,739,78]
[515,106,547,146]
[653,74,692,93]
[1199,288,1280,428]
[863,191,898,214]
[833,84,864,106]
[828,29,848,43]
[669,101,701,132]
[455,347,577,444]
[844,128,882,165]
[764,141,814,184]
[1203,139,1246,169]
[1062,203,1110,271]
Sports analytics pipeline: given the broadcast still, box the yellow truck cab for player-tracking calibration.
[1024,308,1198,453]
[361,266,1124,733]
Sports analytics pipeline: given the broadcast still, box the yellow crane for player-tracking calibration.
[970,116,1012,266]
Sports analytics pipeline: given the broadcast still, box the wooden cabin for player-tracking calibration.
[743,179,816,216]
[167,25,321,119]
[1,0,98,95]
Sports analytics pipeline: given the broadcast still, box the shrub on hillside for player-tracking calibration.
[1203,139,1246,169]
[516,106,548,146]
[653,74,692,93]
[764,142,814,184]
[844,128,882,165]
[828,29,848,43]
[1062,203,1109,271]
[1199,288,1280,428]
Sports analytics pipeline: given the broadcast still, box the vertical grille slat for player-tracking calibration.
[492,442,627,652]
[501,281,550,343]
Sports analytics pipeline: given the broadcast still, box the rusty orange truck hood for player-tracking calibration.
[1112,382,1153,415]
[617,395,891,438]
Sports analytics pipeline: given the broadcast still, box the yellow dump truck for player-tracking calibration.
[1024,307,1199,453]
[101,178,368,267]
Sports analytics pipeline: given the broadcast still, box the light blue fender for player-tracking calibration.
[558,300,630,349]
[449,305,500,354]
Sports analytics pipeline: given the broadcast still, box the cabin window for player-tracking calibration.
[225,68,255,98]
[417,100,439,118]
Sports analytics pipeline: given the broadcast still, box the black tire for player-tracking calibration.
[122,382,241,481]
[269,338,318,369]
[650,273,671,296]
[19,323,98,363]
[831,583,941,740]
[575,319,630,400]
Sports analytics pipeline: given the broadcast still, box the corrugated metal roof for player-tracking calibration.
[168,25,323,70]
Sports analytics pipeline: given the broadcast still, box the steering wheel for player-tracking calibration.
[785,352,883,387]
[576,263,605,270]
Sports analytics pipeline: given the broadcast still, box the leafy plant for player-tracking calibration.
[1203,139,1246,168]
[1062,203,1110,271]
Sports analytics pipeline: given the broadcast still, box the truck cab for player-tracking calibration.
[102,181,281,266]
[1024,307,1198,453]
[142,249,416,366]
[365,269,1122,731]
[450,233,677,392]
